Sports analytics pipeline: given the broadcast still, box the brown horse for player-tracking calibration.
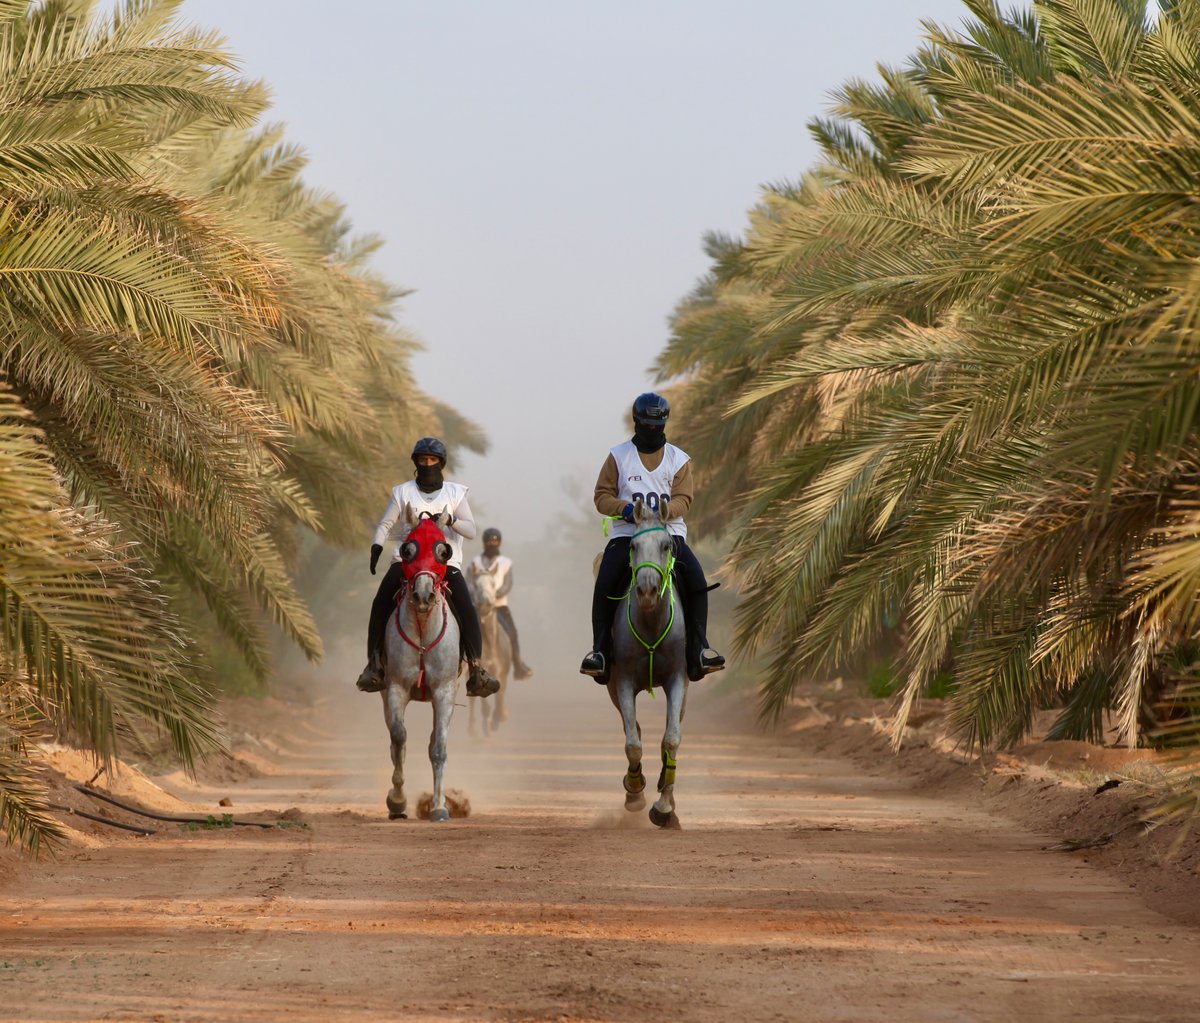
[467,567,512,738]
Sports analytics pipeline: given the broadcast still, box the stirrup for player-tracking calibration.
[580,651,605,677]
[700,648,726,674]
[355,661,386,693]
[466,664,500,697]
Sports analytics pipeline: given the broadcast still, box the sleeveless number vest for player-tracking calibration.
[607,441,689,539]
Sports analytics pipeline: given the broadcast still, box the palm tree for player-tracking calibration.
[660,0,1200,807]
[0,0,468,849]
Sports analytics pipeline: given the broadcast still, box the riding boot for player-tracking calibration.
[355,650,386,693]
[582,598,617,684]
[356,563,404,693]
[466,659,501,697]
[582,539,628,683]
[682,583,724,681]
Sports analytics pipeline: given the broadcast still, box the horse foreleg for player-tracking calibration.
[383,687,410,819]
[613,682,645,811]
[468,694,480,738]
[494,680,508,725]
[427,685,455,822]
[650,678,685,828]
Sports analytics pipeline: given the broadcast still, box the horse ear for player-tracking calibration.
[633,498,649,524]
[400,541,418,563]
[433,541,452,564]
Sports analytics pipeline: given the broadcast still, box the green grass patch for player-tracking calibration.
[865,662,956,699]
[181,814,235,831]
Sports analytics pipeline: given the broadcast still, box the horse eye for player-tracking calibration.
[434,542,452,564]
[400,541,418,562]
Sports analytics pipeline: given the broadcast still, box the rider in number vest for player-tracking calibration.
[467,527,534,679]
[580,392,726,683]
[354,436,501,698]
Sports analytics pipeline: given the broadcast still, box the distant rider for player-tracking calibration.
[355,437,501,698]
[467,527,534,680]
[580,392,725,683]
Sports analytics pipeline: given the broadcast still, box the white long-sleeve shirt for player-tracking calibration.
[372,479,476,568]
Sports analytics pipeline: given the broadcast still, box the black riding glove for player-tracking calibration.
[369,544,383,575]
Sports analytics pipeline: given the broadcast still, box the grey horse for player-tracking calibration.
[381,512,462,822]
[467,567,512,738]
[608,499,687,828]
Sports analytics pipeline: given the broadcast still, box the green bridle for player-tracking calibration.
[624,525,677,697]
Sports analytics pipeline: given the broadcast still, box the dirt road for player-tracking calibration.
[2,676,1199,1022]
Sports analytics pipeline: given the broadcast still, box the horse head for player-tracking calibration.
[473,568,499,619]
[630,498,674,616]
[398,513,453,613]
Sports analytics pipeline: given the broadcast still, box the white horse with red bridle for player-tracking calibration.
[381,512,462,822]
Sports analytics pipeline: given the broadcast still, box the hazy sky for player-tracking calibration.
[181,0,972,545]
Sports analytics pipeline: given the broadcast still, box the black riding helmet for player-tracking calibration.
[482,527,502,543]
[411,436,448,465]
[632,392,670,426]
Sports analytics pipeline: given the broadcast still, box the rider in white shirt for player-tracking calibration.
[355,436,500,698]
[580,392,725,683]
[467,527,533,679]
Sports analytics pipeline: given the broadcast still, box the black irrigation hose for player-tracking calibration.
[48,803,157,836]
[75,785,277,829]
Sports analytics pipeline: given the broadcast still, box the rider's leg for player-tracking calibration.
[497,606,533,678]
[356,563,406,692]
[445,566,500,697]
[672,537,725,681]
[581,537,631,680]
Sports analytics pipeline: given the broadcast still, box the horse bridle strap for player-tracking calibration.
[629,525,675,600]
[394,579,449,696]
[624,526,678,698]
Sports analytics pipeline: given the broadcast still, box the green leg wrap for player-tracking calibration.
[657,749,677,792]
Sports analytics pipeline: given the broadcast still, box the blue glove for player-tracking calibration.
[620,503,635,524]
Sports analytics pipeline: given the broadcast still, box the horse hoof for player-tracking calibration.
[625,792,646,812]
[648,806,673,828]
[429,807,451,822]
[388,811,407,820]
[386,796,407,818]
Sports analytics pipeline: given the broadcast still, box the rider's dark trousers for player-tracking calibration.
[496,606,526,664]
[590,535,710,659]
[367,563,482,664]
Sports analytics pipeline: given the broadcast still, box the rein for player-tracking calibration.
[394,571,449,698]
[622,526,677,698]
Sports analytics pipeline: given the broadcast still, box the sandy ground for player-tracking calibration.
[1,674,1199,1023]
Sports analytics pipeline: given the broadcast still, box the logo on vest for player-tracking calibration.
[628,475,643,482]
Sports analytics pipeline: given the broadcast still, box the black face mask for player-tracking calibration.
[632,424,667,453]
[415,463,444,492]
